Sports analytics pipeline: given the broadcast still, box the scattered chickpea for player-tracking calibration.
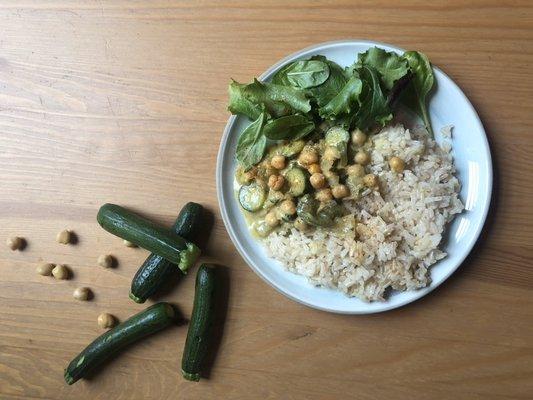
[97,254,114,269]
[271,155,286,170]
[268,174,285,191]
[332,184,350,199]
[265,211,280,227]
[347,164,365,177]
[308,163,321,174]
[280,199,296,216]
[73,287,91,301]
[298,149,319,166]
[310,173,327,189]
[124,240,137,248]
[315,188,333,203]
[56,230,71,245]
[363,174,379,188]
[351,129,367,146]
[6,236,23,251]
[294,217,309,232]
[52,264,69,280]
[98,313,116,329]
[36,263,55,276]
[355,150,370,166]
[389,156,405,173]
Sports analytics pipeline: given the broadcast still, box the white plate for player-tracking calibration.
[216,40,492,314]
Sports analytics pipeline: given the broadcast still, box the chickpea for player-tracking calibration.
[280,199,296,216]
[56,229,71,244]
[363,174,379,188]
[298,149,319,166]
[124,239,137,248]
[389,156,405,173]
[355,150,370,166]
[52,264,69,280]
[98,313,116,329]
[308,163,321,174]
[315,188,333,202]
[271,155,286,170]
[6,236,23,251]
[332,184,350,199]
[268,174,285,191]
[324,147,339,161]
[347,164,365,177]
[351,129,367,146]
[97,254,114,268]
[310,173,326,189]
[265,211,279,227]
[294,217,309,232]
[73,287,91,301]
[36,263,55,276]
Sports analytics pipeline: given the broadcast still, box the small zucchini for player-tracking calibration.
[296,195,343,227]
[130,202,204,303]
[325,126,350,168]
[263,188,284,210]
[269,139,306,158]
[284,166,309,197]
[182,264,217,381]
[239,182,266,212]
[64,302,177,385]
[97,204,200,270]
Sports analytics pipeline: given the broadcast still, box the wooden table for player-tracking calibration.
[1,1,532,399]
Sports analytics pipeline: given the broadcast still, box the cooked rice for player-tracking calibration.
[263,124,464,301]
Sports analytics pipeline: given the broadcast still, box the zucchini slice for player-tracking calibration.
[239,182,266,212]
[325,126,350,168]
[284,166,309,197]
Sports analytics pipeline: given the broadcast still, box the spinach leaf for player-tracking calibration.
[308,56,348,106]
[318,74,363,119]
[355,47,410,90]
[401,51,435,136]
[354,65,392,131]
[228,79,311,119]
[236,112,267,170]
[263,115,315,141]
[284,60,330,88]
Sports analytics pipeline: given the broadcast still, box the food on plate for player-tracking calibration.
[182,264,217,382]
[227,47,463,301]
[97,254,114,268]
[97,203,200,270]
[97,313,116,329]
[130,202,204,304]
[64,302,178,385]
[56,229,72,244]
[36,262,55,276]
[6,236,24,250]
[73,287,92,301]
[52,264,69,280]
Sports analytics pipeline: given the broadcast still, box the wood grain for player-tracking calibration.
[0,1,532,399]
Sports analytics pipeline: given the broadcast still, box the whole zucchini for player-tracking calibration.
[97,203,200,270]
[64,302,177,385]
[181,264,217,381]
[130,202,204,303]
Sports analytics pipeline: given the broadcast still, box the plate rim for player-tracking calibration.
[216,39,493,314]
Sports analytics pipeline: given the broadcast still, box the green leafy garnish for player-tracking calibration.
[283,60,330,89]
[308,56,348,107]
[355,47,410,90]
[319,75,363,119]
[236,112,266,170]
[263,115,315,141]
[401,51,435,136]
[355,66,393,131]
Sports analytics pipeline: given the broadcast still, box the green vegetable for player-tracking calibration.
[354,66,392,131]
[283,60,330,89]
[182,264,217,381]
[401,51,435,137]
[325,126,350,168]
[284,166,309,197]
[319,75,363,120]
[296,195,343,227]
[64,302,178,385]
[236,112,266,171]
[264,188,285,209]
[97,204,200,271]
[355,47,410,90]
[239,181,267,212]
[263,115,315,141]
[130,202,204,304]
[269,139,306,158]
[308,56,349,107]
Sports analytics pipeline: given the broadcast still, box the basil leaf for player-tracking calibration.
[228,79,311,120]
[354,66,392,131]
[308,56,348,106]
[355,47,410,90]
[319,74,363,119]
[284,60,330,88]
[236,112,267,170]
[401,51,435,136]
[263,115,315,141]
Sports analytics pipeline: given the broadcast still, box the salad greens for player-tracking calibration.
[228,47,435,170]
